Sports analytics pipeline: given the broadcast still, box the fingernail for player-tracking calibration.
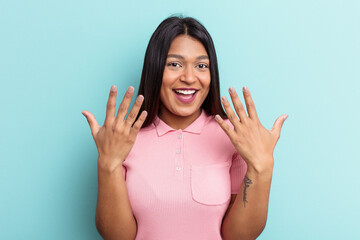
[141,111,148,117]
[127,86,134,93]
[243,86,249,92]
[221,96,228,102]
[137,95,144,102]
[284,114,289,120]
[215,115,221,121]
[111,85,116,92]
[229,87,235,94]
[81,111,86,117]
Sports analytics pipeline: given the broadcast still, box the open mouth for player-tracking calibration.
[173,89,199,103]
[173,89,198,98]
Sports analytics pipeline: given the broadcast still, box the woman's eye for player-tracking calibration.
[168,62,180,67]
[198,64,208,69]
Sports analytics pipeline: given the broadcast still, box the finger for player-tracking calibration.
[270,114,289,139]
[82,110,101,139]
[221,95,242,131]
[125,94,144,126]
[228,87,248,123]
[115,86,135,123]
[242,86,259,121]
[214,114,237,139]
[104,85,117,127]
[130,110,148,136]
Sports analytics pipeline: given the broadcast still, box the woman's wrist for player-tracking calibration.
[97,156,124,173]
[245,157,274,179]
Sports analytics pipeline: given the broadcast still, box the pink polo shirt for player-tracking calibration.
[122,109,247,240]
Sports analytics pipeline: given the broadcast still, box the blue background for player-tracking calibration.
[1,0,359,239]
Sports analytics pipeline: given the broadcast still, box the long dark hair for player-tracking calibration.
[136,15,227,128]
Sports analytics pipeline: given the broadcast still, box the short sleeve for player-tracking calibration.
[230,152,248,194]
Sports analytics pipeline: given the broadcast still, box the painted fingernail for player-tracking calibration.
[215,115,221,121]
[127,86,134,93]
[229,87,235,94]
[221,96,228,102]
[243,86,249,92]
[111,85,116,92]
[136,95,144,102]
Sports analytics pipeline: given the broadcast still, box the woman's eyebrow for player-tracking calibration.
[167,54,184,59]
[196,55,209,60]
[167,54,209,60]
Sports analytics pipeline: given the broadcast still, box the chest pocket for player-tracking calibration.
[190,161,231,206]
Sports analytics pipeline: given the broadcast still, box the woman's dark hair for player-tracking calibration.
[136,15,227,128]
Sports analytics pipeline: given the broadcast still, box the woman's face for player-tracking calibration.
[159,34,211,124]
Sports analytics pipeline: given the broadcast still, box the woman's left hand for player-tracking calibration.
[215,86,288,175]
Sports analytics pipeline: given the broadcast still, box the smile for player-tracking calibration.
[173,89,199,104]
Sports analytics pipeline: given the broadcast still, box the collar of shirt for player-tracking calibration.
[153,109,210,137]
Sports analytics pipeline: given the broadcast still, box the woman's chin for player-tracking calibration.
[172,108,201,118]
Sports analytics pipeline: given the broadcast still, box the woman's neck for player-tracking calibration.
[158,108,202,130]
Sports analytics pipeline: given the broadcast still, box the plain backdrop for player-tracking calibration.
[1,0,359,239]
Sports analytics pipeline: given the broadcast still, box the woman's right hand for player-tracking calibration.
[82,85,147,172]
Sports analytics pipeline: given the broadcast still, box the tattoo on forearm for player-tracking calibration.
[243,176,253,207]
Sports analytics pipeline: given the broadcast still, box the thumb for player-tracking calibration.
[82,110,101,139]
[270,114,288,139]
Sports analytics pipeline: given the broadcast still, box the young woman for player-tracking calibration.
[82,16,288,240]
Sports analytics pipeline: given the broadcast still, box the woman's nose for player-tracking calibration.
[180,67,196,84]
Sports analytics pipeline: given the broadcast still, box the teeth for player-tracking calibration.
[174,89,196,95]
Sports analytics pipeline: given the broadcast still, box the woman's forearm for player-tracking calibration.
[222,164,273,240]
[96,158,137,240]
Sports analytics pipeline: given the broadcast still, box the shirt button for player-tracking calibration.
[177,133,182,139]
[176,149,181,154]
[176,166,182,171]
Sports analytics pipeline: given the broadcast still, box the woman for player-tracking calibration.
[82,16,288,240]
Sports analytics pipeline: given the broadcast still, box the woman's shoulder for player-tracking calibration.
[203,114,234,133]
[200,115,236,149]
[200,114,238,160]
[138,121,157,134]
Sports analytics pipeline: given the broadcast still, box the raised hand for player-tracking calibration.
[82,85,147,172]
[215,86,288,175]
